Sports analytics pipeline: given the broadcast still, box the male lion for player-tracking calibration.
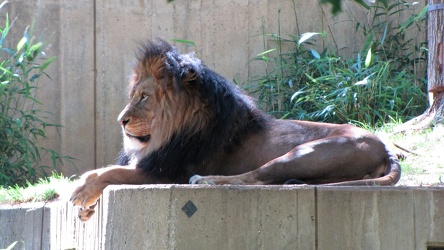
[71,38,400,221]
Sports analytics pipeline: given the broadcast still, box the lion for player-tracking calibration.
[71,38,401,221]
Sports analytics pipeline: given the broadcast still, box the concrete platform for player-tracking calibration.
[103,185,315,249]
[1,185,443,249]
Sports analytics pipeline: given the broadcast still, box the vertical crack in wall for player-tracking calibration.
[40,205,45,250]
[93,0,98,169]
[166,187,176,249]
[413,190,417,249]
[257,190,263,249]
[314,187,318,250]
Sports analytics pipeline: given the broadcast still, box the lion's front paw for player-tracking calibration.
[70,171,106,210]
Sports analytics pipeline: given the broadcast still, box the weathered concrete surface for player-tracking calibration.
[43,201,104,250]
[317,187,415,250]
[1,186,443,249]
[103,185,316,250]
[103,186,444,250]
[0,203,47,250]
[413,188,444,249]
[0,201,102,250]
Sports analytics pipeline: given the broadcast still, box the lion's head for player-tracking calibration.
[117,39,211,155]
[116,38,267,180]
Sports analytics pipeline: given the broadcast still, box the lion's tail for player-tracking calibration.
[325,147,401,186]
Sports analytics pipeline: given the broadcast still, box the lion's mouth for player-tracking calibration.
[126,133,151,143]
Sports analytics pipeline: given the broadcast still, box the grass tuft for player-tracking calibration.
[0,173,72,204]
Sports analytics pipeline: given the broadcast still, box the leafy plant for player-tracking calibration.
[247,0,428,127]
[354,0,428,78]
[0,8,73,187]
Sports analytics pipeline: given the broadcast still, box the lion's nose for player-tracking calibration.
[119,118,130,127]
[117,108,130,127]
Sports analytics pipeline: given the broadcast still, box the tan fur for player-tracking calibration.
[71,39,401,222]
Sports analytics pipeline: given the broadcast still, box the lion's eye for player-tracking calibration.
[139,94,148,104]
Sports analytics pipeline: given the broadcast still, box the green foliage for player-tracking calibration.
[0,172,70,203]
[247,0,427,126]
[0,10,73,187]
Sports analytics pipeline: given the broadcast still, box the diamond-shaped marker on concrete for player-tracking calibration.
[182,200,197,218]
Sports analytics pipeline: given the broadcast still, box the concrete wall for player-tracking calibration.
[1,186,443,249]
[0,201,102,250]
[1,1,426,177]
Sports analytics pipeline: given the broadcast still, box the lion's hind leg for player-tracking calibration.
[190,135,390,186]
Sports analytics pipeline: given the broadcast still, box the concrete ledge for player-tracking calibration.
[1,186,443,249]
[103,185,315,249]
[103,185,444,250]
[316,187,444,249]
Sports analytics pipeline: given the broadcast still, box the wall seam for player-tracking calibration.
[93,0,98,169]
[40,205,45,250]
[314,187,318,250]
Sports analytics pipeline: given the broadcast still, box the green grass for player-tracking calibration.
[375,124,444,186]
[0,173,71,204]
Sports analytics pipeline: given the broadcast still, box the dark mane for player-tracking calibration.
[118,40,269,181]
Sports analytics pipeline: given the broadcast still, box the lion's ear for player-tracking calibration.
[163,51,183,91]
[135,39,183,92]
[182,68,199,83]
[146,41,202,92]
[159,51,203,91]
[178,52,202,86]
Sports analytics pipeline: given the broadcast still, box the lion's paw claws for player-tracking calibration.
[190,175,215,185]
[78,207,96,222]
[189,175,203,184]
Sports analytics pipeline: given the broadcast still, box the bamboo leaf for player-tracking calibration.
[171,39,196,46]
[311,49,321,59]
[291,89,305,102]
[304,73,317,83]
[29,42,43,53]
[257,48,276,56]
[0,65,12,75]
[365,47,372,68]
[298,32,320,45]
[0,1,8,10]
[380,23,387,46]
[40,56,56,71]
[17,36,27,51]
